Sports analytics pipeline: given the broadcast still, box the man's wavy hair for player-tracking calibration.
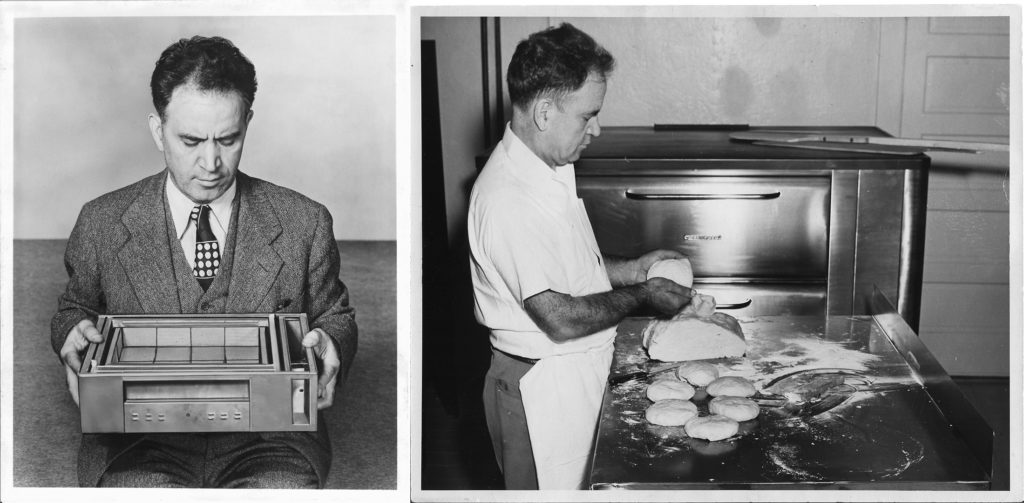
[507,23,615,112]
[150,35,257,120]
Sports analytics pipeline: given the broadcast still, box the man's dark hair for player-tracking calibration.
[507,23,615,111]
[150,35,257,119]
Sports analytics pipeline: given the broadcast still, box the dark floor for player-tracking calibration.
[421,362,1012,491]
[955,376,1012,491]
[12,239,397,489]
[421,378,502,490]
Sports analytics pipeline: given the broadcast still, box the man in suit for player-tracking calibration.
[51,35,356,488]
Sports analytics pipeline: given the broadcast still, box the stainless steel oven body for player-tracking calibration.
[577,128,1000,489]
[575,126,928,328]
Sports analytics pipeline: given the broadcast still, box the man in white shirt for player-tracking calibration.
[468,23,693,490]
[52,35,355,488]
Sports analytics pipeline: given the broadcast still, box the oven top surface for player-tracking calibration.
[577,126,931,164]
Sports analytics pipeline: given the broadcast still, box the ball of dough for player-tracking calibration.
[645,399,699,426]
[675,361,720,387]
[709,396,760,422]
[684,414,739,441]
[646,379,696,402]
[647,258,694,288]
[705,376,756,397]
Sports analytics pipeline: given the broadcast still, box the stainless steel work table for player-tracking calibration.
[588,300,992,490]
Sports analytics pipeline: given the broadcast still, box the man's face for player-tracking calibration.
[148,85,252,203]
[539,75,606,167]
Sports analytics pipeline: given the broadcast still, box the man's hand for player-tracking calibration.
[302,328,341,410]
[60,319,105,407]
[634,249,686,282]
[642,277,693,316]
[606,249,686,286]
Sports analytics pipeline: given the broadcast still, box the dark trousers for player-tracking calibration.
[97,433,319,488]
[482,348,538,490]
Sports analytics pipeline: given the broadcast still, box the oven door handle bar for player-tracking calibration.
[624,190,781,201]
[714,298,752,309]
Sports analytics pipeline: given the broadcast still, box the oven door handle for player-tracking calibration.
[714,299,752,310]
[625,190,781,201]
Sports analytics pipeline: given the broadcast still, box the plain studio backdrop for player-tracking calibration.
[14,15,396,241]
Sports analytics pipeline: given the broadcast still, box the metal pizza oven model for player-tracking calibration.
[78,313,317,433]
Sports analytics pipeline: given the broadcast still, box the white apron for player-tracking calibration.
[519,340,614,489]
[510,192,616,489]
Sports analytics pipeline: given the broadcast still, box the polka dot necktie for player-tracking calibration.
[190,204,220,291]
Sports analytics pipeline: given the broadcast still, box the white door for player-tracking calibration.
[883,16,1011,377]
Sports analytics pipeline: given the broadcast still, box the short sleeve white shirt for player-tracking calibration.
[468,125,615,359]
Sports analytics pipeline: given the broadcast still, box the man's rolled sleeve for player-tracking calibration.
[305,205,357,385]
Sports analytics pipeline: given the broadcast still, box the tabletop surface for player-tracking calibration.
[588,315,990,490]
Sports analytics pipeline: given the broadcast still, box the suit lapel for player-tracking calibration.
[116,173,182,313]
[227,173,284,312]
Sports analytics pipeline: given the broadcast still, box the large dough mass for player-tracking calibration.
[645,399,699,426]
[642,295,745,362]
[646,378,696,402]
[709,396,760,421]
[677,292,716,318]
[684,414,739,441]
[647,258,693,288]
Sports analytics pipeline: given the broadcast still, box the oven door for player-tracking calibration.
[577,175,830,281]
[578,175,830,316]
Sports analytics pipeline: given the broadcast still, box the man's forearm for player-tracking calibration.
[524,285,647,343]
[603,255,640,287]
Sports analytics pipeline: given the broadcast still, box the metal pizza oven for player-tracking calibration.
[574,126,929,329]
[577,127,997,490]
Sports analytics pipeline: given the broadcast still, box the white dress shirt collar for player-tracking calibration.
[165,173,236,241]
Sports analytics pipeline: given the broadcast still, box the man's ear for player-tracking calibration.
[532,98,552,132]
[245,108,254,125]
[147,113,165,152]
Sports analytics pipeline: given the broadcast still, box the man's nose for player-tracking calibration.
[587,117,601,137]
[198,142,222,172]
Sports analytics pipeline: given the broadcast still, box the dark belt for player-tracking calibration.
[493,347,539,366]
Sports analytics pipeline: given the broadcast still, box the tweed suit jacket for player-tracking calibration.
[51,170,357,487]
